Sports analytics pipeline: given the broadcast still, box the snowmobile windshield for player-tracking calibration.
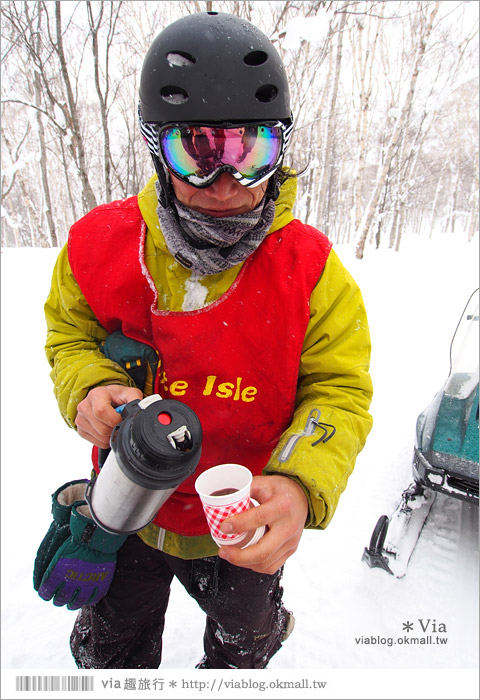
[445,290,479,399]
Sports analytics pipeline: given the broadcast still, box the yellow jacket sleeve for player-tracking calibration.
[44,244,136,428]
[264,249,373,529]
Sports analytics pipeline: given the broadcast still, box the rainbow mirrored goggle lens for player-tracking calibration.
[158,122,287,188]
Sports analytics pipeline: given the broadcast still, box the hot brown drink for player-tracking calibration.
[210,488,239,497]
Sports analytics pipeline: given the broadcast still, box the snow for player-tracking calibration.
[1,235,479,699]
[183,275,209,311]
[282,15,327,50]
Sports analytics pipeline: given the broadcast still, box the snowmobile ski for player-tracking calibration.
[362,483,436,577]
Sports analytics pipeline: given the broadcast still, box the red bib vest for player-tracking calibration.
[68,196,332,535]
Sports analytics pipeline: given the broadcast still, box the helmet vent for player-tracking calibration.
[244,50,268,66]
[161,86,189,105]
[166,51,196,68]
[255,84,278,103]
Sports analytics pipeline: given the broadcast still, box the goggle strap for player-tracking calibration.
[138,106,160,156]
[152,154,172,208]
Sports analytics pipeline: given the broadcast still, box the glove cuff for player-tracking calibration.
[70,503,127,553]
[51,479,89,524]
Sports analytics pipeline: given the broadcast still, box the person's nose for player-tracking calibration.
[205,172,241,201]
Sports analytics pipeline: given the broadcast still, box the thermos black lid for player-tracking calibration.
[111,397,202,490]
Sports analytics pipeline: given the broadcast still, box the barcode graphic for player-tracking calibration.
[15,676,94,691]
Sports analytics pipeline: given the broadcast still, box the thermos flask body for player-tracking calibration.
[87,453,178,535]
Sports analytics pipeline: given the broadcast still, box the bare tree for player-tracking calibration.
[1,122,39,246]
[316,3,347,236]
[349,3,384,235]
[355,1,441,258]
[32,2,58,246]
[86,0,123,202]
[52,1,98,212]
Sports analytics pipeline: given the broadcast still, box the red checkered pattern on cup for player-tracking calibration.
[202,494,250,540]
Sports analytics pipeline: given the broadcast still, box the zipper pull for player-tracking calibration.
[310,417,336,446]
[278,409,335,463]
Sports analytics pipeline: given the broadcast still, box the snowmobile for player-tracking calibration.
[363,289,479,578]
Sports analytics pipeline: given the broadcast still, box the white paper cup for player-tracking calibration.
[195,464,252,546]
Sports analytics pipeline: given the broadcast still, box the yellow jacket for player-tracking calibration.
[45,174,373,558]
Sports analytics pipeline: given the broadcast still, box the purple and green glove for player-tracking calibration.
[34,480,126,610]
[33,479,88,591]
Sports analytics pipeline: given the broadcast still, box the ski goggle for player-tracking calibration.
[157,121,291,188]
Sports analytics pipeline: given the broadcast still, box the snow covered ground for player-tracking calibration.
[1,234,479,699]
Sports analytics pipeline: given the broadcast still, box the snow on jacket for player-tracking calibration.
[45,174,373,559]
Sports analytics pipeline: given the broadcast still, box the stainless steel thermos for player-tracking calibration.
[85,394,202,534]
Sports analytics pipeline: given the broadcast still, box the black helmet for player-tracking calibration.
[139,11,291,124]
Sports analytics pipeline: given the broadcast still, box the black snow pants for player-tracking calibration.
[70,534,290,669]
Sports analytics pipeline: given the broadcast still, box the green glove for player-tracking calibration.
[100,329,159,393]
[33,479,88,591]
[37,501,127,610]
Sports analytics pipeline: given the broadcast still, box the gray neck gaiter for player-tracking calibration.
[156,182,275,275]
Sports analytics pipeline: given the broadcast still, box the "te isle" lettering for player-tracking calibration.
[203,375,257,402]
[160,372,258,403]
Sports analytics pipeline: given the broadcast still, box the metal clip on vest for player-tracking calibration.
[85,394,202,535]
